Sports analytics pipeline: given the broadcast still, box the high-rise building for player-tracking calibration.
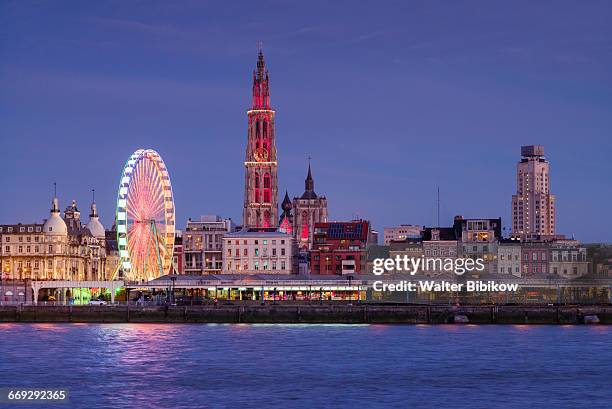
[293,162,328,249]
[243,49,278,228]
[511,145,556,240]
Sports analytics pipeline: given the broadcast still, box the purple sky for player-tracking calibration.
[0,1,611,242]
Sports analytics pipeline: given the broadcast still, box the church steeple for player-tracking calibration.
[252,45,270,110]
[281,190,292,212]
[244,48,278,228]
[301,159,317,199]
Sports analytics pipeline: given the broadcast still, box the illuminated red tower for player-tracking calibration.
[243,49,278,228]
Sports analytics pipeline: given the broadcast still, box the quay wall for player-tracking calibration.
[0,305,611,324]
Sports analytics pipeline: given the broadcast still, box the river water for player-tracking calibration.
[0,323,610,408]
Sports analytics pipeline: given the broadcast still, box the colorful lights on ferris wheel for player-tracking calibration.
[115,149,175,282]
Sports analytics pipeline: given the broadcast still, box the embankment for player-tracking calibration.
[0,304,610,324]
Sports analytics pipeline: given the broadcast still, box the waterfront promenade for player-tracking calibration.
[0,304,610,324]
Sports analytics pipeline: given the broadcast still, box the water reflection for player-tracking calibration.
[0,324,610,408]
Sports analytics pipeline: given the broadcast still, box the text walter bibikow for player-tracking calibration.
[371,256,519,293]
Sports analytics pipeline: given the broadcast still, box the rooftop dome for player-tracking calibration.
[86,201,105,239]
[43,196,68,236]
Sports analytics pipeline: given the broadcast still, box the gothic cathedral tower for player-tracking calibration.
[243,49,279,228]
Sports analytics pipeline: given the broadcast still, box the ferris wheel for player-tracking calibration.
[115,149,175,282]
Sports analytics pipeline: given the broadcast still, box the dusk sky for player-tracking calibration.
[1,1,610,242]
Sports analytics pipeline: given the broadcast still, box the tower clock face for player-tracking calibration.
[254,147,269,162]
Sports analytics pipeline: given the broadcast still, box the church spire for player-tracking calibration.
[301,159,317,199]
[282,190,292,212]
[252,45,270,110]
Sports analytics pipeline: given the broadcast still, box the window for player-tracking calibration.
[264,173,270,189]
[255,248,259,256]
[272,248,276,256]
[281,248,285,256]
[243,248,248,256]
[254,261,259,270]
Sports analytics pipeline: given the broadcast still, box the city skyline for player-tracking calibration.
[1,1,611,242]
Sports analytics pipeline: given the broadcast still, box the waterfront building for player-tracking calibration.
[292,162,328,249]
[366,245,390,274]
[243,49,279,228]
[549,240,589,279]
[388,239,424,261]
[104,229,120,280]
[0,194,107,281]
[497,239,522,277]
[173,230,183,274]
[183,216,233,275]
[222,229,296,274]
[511,145,556,241]
[0,223,45,280]
[455,216,502,275]
[422,227,458,276]
[383,225,422,245]
[310,220,370,275]
[521,241,550,277]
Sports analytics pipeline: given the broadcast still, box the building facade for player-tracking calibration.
[383,225,423,245]
[511,145,556,240]
[243,49,279,228]
[310,220,370,275]
[422,227,458,276]
[222,230,295,274]
[455,217,502,275]
[521,241,550,277]
[0,195,107,281]
[549,241,589,279]
[497,240,522,277]
[173,230,183,274]
[183,216,232,275]
[293,163,328,249]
